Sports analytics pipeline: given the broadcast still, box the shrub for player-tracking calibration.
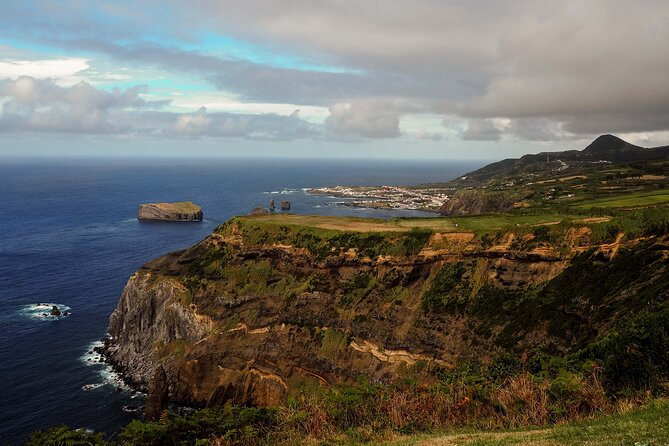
[26,426,106,446]
[582,309,669,393]
[421,262,468,312]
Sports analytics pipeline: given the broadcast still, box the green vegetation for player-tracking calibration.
[31,368,668,445]
[579,309,669,393]
[26,426,106,446]
[571,189,669,209]
[320,328,350,359]
[216,216,432,260]
[421,262,469,312]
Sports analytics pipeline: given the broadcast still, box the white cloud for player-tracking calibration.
[0,58,89,79]
[174,106,212,135]
[325,99,422,139]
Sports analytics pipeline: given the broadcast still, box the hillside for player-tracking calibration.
[451,134,669,187]
[437,135,669,216]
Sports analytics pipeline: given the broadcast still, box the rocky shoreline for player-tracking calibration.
[94,337,145,392]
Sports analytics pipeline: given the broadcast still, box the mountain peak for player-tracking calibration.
[583,134,637,153]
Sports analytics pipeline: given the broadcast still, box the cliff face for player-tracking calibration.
[439,190,517,216]
[104,216,669,408]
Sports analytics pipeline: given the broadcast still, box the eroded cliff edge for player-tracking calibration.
[103,215,669,408]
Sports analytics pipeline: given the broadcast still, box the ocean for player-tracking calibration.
[0,157,485,444]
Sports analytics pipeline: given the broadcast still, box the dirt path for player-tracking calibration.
[414,429,555,446]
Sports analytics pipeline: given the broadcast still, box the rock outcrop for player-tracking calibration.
[250,206,269,215]
[138,202,203,222]
[103,216,668,410]
[146,367,169,421]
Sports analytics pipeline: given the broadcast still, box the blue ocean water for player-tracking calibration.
[0,157,484,444]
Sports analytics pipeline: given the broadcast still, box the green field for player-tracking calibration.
[241,212,594,234]
[570,189,669,209]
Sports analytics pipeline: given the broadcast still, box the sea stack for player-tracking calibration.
[137,202,203,222]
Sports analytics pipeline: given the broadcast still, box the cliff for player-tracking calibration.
[103,215,669,409]
[137,202,203,222]
[439,189,517,216]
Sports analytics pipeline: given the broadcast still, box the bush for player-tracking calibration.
[26,426,106,446]
[582,309,669,393]
[117,406,276,446]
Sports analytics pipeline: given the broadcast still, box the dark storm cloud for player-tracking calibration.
[3,0,669,141]
[461,119,501,141]
[183,0,669,138]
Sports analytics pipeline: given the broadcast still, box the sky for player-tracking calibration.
[0,0,668,159]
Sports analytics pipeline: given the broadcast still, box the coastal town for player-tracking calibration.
[307,185,452,212]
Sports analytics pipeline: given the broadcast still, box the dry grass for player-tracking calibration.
[252,373,617,445]
[245,214,410,232]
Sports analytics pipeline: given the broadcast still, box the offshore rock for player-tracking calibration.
[138,202,203,222]
[250,206,269,215]
[146,367,169,421]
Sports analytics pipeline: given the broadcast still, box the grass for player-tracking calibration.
[236,212,599,235]
[241,214,414,232]
[571,189,669,209]
[382,399,669,446]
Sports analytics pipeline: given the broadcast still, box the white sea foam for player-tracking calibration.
[122,404,143,413]
[80,340,137,393]
[21,302,71,320]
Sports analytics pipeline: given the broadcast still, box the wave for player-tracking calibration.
[21,302,71,320]
[80,340,138,393]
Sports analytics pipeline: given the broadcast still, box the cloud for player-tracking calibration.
[2,0,669,144]
[171,106,319,140]
[414,130,443,141]
[325,100,410,139]
[505,118,568,142]
[169,0,669,139]
[0,76,318,140]
[174,106,212,135]
[0,76,159,133]
[50,39,409,106]
[0,58,89,79]
[461,119,501,141]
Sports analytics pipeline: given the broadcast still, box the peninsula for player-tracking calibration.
[137,201,203,222]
